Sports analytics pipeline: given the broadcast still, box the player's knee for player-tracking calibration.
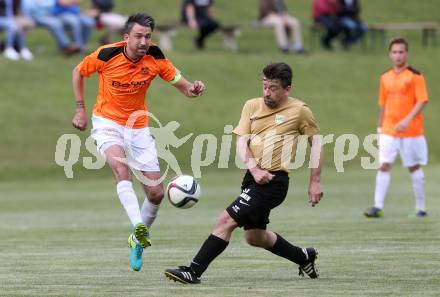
[288,18,300,27]
[147,187,164,204]
[408,164,420,173]
[379,163,391,172]
[213,211,237,233]
[274,21,284,29]
[7,21,17,31]
[52,21,64,30]
[112,163,130,181]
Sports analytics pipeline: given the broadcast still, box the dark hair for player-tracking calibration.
[124,13,155,33]
[388,37,408,51]
[262,62,292,88]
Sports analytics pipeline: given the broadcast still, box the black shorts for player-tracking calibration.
[226,170,289,230]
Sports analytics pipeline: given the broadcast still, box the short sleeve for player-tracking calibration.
[76,49,104,77]
[414,74,429,103]
[299,105,320,136]
[158,58,178,82]
[233,101,253,136]
[378,76,386,107]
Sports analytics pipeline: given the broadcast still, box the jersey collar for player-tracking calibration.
[123,45,143,63]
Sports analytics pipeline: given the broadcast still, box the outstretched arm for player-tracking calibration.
[308,135,324,207]
[71,67,88,131]
[173,76,205,98]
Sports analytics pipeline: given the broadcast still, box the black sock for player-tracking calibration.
[265,233,307,265]
[190,234,229,277]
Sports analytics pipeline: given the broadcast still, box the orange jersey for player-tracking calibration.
[379,66,428,137]
[76,41,178,128]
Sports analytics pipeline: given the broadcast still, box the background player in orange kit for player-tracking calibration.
[71,13,205,271]
[364,37,429,218]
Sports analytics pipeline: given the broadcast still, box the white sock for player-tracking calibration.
[140,198,160,228]
[411,169,425,211]
[116,180,142,226]
[374,171,391,209]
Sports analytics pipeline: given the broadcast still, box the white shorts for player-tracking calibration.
[91,115,160,172]
[379,134,428,167]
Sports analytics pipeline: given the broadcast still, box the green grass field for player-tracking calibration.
[1,0,440,296]
[1,167,439,297]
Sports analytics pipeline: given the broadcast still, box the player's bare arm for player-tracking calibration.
[308,135,324,207]
[395,101,428,133]
[236,135,274,185]
[185,3,198,29]
[71,67,88,131]
[377,107,384,133]
[173,77,205,97]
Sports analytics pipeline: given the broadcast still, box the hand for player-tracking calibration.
[86,8,100,18]
[308,180,323,207]
[188,80,205,97]
[395,118,410,133]
[250,167,274,185]
[72,109,88,131]
[188,19,198,29]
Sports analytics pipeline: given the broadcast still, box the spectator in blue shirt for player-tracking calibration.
[21,0,80,55]
[53,0,95,51]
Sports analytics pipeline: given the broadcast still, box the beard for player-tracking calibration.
[264,97,278,108]
[136,46,147,56]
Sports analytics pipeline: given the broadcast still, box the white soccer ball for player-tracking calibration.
[166,175,201,209]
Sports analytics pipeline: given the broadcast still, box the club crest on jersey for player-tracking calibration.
[141,67,149,75]
[275,114,285,125]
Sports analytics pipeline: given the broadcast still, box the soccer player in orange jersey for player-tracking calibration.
[364,38,429,218]
[71,13,205,271]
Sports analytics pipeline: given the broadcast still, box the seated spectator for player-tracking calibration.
[0,0,33,60]
[338,0,367,48]
[21,0,80,55]
[12,0,35,55]
[258,0,306,54]
[181,0,220,50]
[53,0,95,52]
[312,0,342,50]
[86,0,126,45]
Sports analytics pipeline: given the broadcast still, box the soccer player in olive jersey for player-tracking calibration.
[364,38,429,218]
[71,13,205,271]
[165,62,324,284]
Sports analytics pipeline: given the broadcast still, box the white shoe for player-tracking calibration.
[3,47,20,60]
[20,48,34,60]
